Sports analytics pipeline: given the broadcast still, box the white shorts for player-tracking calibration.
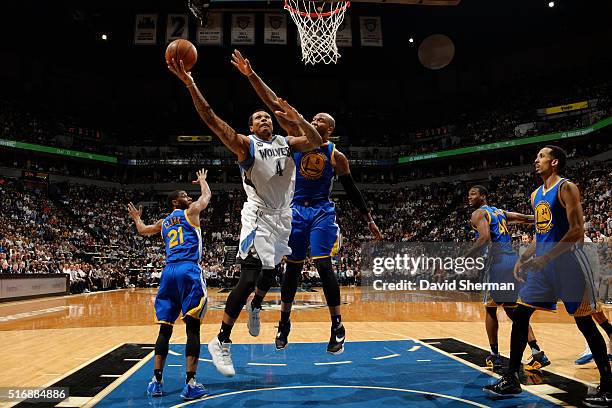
[238,202,292,269]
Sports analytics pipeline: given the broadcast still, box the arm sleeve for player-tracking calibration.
[338,174,368,215]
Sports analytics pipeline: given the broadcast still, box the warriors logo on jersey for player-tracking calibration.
[535,201,553,234]
[299,151,327,180]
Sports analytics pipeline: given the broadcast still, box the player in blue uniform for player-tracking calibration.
[466,185,549,372]
[231,50,382,354]
[128,169,211,401]
[483,146,611,407]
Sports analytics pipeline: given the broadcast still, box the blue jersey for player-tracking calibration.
[531,178,570,256]
[161,209,202,263]
[292,142,335,205]
[474,205,513,254]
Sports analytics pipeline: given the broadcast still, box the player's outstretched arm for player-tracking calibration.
[168,58,250,162]
[464,210,491,258]
[186,169,212,227]
[231,50,300,135]
[333,150,382,240]
[128,202,163,236]
[277,98,323,151]
[505,211,534,224]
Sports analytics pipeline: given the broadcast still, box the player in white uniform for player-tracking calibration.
[168,58,323,377]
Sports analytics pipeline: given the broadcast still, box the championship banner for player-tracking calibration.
[544,101,588,115]
[264,14,287,45]
[359,16,383,47]
[177,135,213,142]
[196,12,223,46]
[231,14,255,45]
[166,14,189,43]
[134,14,158,45]
[336,18,352,47]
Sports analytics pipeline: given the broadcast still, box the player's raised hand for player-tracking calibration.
[168,58,195,86]
[127,202,143,220]
[231,50,254,77]
[275,98,302,123]
[369,221,382,240]
[192,168,208,184]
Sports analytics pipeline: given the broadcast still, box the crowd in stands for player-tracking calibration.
[1,157,609,295]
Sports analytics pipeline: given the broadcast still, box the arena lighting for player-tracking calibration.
[101,33,108,40]
[548,1,555,7]
[409,37,415,43]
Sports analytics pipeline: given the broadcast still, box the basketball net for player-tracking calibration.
[284,0,350,65]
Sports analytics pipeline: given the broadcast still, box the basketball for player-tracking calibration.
[165,39,198,71]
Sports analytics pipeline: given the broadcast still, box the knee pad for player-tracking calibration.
[155,323,173,357]
[225,255,262,319]
[315,258,340,307]
[256,267,278,292]
[184,316,201,358]
[281,262,303,304]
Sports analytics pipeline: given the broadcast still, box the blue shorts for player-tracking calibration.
[517,248,598,316]
[287,201,340,262]
[155,261,208,325]
[484,252,521,307]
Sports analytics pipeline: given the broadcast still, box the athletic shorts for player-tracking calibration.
[484,252,521,307]
[517,247,598,316]
[155,261,208,324]
[286,201,340,262]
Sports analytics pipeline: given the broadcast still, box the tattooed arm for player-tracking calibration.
[168,59,250,162]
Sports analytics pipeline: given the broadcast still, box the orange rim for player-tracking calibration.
[284,0,350,18]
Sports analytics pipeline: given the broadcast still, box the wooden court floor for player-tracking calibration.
[0,287,605,392]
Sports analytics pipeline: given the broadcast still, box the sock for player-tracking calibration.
[186,371,196,384]
[280,311,291,323]
[490,344,499,355]
[528,340,540,355]
[251,294,264,310]
[218,321,233,343]
[331,315,342,329]
[154,369,163,382]
[600,320,612,336]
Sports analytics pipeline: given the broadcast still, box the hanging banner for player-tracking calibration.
[231,14,255,45]
[197,12,223,45]
[166,14,189,43]
[336,18,352,47]
[359,16,383,47]
[134,14,158,45]
[544,101,589,115]
[264,14,287,45]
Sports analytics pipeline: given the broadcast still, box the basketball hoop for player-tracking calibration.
[284,0,350,65]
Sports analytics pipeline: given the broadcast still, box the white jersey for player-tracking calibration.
[240,134,296,209]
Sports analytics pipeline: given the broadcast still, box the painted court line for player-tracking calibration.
[416,359,431,362]
[168,350,181,356]
[314,361,352,366]
[247,363,288,367]
[123,358,142,362]
[198,358,213,363]
[141,346,155,350]
[408,346,421,352]
[100,374,122,378]
[372,353,400,360]
[168,364,183,367]
[451,352,468,355]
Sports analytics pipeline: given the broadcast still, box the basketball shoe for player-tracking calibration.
[246,301,261,337]
[146,377,163,397]
[180,378,208,401]
[327,323,345,354]
[208,337,235,377]
[275,320,291,350]
[524,350,551,371]
[485,354,503,372]
[483,372,522,397]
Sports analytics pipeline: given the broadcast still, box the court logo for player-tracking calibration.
[300,151,327,180]
[535,201,553,234]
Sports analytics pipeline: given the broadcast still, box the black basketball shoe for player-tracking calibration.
[275,320,291,351]
[327,323,345,355]
[584,388,612,408]
[483,373,522,397]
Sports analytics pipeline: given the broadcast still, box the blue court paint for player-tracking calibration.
[95,340,558,407]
